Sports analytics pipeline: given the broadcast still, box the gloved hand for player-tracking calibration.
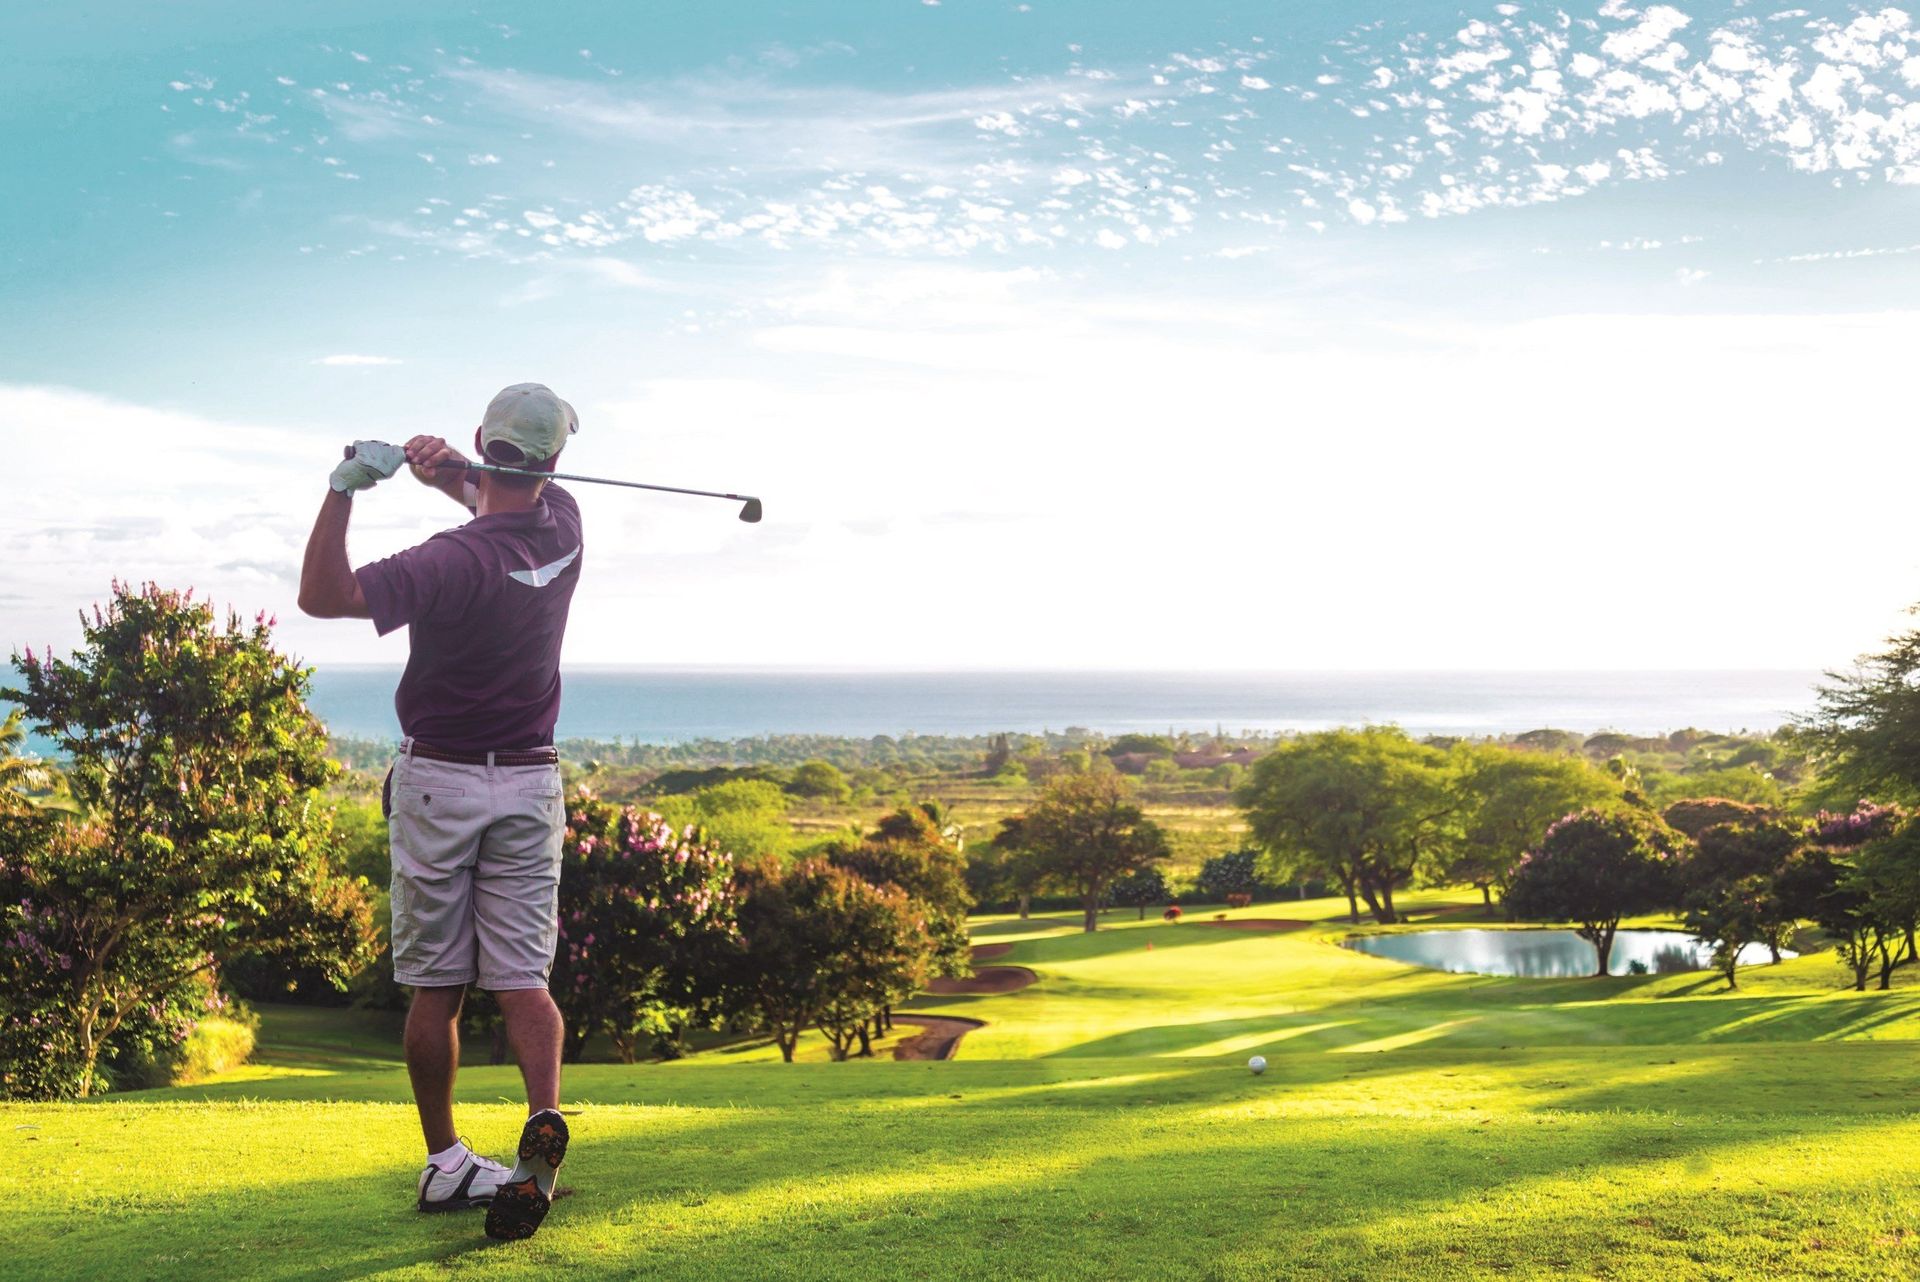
[330,441,407,494]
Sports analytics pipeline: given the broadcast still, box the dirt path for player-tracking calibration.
[926,965,1038,995]
[970,942,1014,961]
[891,1016,986,1061]
[1195,918,1311,931]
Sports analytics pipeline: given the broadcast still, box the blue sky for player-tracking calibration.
[4,1,1919,669]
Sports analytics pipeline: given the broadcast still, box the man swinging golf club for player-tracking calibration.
[298,383,582,1242]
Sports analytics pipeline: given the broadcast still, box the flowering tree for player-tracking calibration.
[1505,810,1681,976]
[1783,804,1918,990]
[549,791,740,1062]
[0,584,377,1097]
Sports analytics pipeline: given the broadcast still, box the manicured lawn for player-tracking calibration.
[4,894,1917,1279]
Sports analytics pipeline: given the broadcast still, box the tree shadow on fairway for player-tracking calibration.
[1037,980,1920,1058]
[504,1066,1918,1280]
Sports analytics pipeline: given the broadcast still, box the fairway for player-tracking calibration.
[6,896,1919,1281]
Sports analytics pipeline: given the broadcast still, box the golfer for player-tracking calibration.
[297,383,583,1242]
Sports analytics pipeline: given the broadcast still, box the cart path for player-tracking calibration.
[891,1016,987,1061]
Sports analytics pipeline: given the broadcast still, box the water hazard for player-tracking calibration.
[1342,928,1791,978]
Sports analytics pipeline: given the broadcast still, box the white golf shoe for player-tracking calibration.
[416,1146,510,1213]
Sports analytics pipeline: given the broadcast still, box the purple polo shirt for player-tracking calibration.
[356,484,583,753]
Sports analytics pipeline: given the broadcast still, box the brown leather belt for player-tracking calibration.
[406,740,559,767]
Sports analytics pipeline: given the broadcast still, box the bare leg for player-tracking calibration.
[405,984,466,1153]
[495,987,564,1114]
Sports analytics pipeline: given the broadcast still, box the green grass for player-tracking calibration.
[5,894,1919,1280]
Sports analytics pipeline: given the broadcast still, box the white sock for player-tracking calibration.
[427,1140,470,1172]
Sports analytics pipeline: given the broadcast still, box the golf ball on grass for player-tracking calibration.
[1248,1055,1267,1075]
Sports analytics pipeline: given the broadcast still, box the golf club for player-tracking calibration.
[344,443,763,523]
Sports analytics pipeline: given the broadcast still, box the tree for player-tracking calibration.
[982,733,1013,775]
[1662,797,1775,839]
[1854,825,1920,985]
[786,760,852,803]
[1018,773,1171,932]
[1679,820,1801,988]
[0,709,54,815]
[1111,866,1170,919]
[549,792,740,1062]
[1786,807,1920,990]
[974,817,1054,919]
[1648,767,1784,808]
[658,778,791,861]
[1504,810,1681,977]
[828,804,973,978]
[1776,845,1882,991]
[0,584,378,1097]
[1107,734,1177,758]
[1448,745,1621,908]
[727,859,928,1062]
[1194,850,1266,904]
[1798,613,1920,805]
[1235,728,1457,925]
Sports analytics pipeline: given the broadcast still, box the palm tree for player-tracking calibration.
[0,708,53,814]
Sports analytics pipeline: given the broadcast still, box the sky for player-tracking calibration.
[3,0,1920,671]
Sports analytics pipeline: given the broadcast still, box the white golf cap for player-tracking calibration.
[479,383,578,467]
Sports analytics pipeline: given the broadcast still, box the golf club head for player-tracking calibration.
[739,498,763,524]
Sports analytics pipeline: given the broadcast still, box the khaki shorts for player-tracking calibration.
[383,749,566,991]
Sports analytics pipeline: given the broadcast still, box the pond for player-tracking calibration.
[1342,928,1793,978]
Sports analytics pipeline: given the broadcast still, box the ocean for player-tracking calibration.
[301,667,1823,743]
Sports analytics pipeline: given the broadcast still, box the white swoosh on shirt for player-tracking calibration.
[508,545,580,588]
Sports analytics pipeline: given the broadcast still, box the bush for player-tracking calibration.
[786,760,852,803]
[170,1011,259,1086]
[1194,850,1269,903]
[100,990,259,1091]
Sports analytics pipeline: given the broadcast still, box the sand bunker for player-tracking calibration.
[926,965,1038,995]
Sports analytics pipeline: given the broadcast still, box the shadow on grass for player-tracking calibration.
[1037,984,1920,1059]
[27,1042,1920,1281]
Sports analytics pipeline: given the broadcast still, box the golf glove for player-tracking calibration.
[330,441,407,494]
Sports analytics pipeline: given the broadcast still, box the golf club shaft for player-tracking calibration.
[450,457,757,506]
[344,443,760,509]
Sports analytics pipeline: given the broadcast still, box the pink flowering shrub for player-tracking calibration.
[1810,802,1901,850]
[548,789,740,1062]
